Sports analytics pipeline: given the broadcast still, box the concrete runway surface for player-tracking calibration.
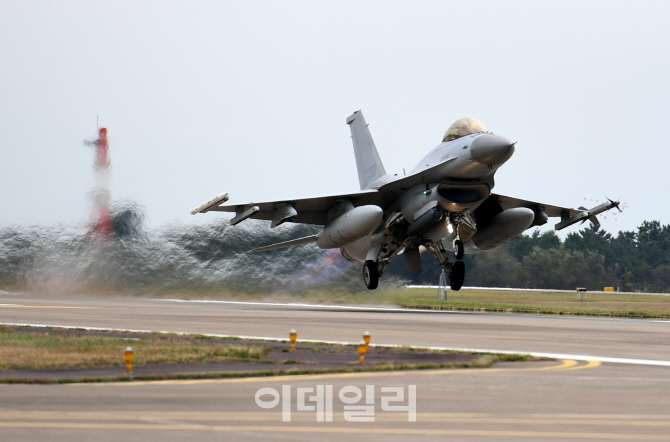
[1,292,670,441]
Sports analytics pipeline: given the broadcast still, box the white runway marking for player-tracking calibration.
[154,298,670,325]
[407,285,670,296]
[155,298,474,314]
[3,321,670,368]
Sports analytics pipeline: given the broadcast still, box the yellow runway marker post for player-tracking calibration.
[289,330,297,351]
[358,340,367,364]
[124,347,134,374]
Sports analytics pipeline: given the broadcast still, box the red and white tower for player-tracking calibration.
[85,126,113,237]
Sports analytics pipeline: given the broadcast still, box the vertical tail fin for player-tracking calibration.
[346,110,387,190]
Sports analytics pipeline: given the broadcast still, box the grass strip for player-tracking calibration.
[395,288,670,318]
[0,353,535,384]
[143,286,670,318]
[0,325,271,371]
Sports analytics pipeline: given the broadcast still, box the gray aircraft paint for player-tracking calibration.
[193,111,618,290]
[346,111,388,190]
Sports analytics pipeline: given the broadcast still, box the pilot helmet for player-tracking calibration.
[443,118,487,142]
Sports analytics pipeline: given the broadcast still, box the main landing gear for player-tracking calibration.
[423,239,465,291]
[360,211,469,291]
[448,214,466,289]
[450,261,465,291]
[363,245,465,291]
[363,260,379,290]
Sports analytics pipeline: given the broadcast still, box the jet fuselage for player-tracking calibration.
[340,131,517,263]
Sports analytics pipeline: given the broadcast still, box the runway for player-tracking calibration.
[1,292,669,364]
[2,360,670,441]
[1,292,670,441]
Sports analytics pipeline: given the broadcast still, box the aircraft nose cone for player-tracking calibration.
[471,134,515,165]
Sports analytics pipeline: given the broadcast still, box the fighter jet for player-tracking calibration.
[192,111,620,290]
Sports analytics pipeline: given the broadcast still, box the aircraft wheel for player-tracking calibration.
[363,260,379,290]
[453,239,464,260]
[449,261,465,291]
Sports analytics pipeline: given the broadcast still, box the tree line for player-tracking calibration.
[389,221,670,292]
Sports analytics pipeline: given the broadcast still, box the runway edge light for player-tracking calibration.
[124,347,134,374]
[363,331,371,349]
[289,330,297,351]
[358,340,368,364]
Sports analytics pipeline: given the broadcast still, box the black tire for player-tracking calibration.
[363,260,379,290]
[449,261,465,291]
[453,239,464,260]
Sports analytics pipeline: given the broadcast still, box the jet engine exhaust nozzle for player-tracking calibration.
[471,134,515,165]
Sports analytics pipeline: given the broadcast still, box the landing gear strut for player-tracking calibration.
[423,239,465,291]
[453,239,464,261]
[450,213,466,261]
[363,260,379,290]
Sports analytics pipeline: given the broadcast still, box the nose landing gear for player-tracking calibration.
[449,216,466,290]
[450,213,467,261]
[453,238,464,260]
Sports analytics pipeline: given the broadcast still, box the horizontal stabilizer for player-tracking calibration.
[248,235,317,254]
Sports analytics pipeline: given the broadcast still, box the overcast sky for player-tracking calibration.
[1,1,668,235]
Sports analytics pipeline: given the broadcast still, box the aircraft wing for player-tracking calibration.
[489,193,620,230]
[192,157,476,227]
[490,193,580,218]
[193,189,395,226]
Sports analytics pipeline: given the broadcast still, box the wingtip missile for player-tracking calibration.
[606,197,622,213]
[588,198,622,218]
[555,198,622,230]
[191,192,229,215]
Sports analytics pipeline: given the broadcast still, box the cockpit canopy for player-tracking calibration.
[443,118,487,142]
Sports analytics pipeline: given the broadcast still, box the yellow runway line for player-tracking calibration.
[88,359,597,387]
[0,411,669,426]
[534,359,578,370]
[0,305,92,309]
[95,369,408,387]
[0,422,669,439]
[562,360,602,370]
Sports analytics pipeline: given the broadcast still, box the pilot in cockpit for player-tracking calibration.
[443,118,487,142]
